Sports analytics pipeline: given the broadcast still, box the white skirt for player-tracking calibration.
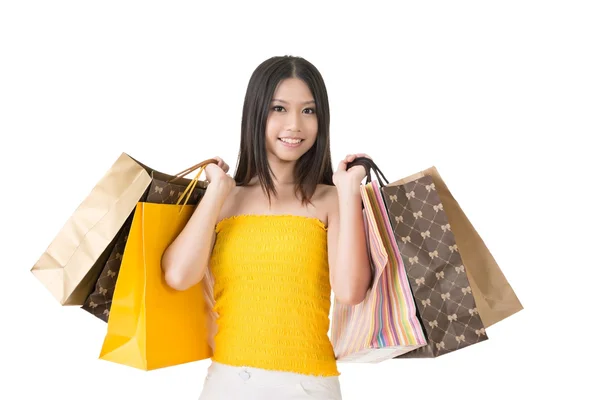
[198,360,343,400]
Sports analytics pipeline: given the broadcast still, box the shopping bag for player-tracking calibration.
[81,164,207,322]
[330,173,427,363]
[30,152,213,306]
[99,165,213,370]
[386,166,523,328]
[347,157,521,357]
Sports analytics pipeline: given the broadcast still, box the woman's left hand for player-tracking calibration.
[333,153,372,191]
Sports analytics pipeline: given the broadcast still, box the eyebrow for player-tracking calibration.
[271,99,315,105]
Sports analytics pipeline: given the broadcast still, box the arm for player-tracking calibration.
[327,184,372,305]
[161,180,232,291]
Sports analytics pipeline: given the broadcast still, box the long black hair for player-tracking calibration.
[233,55,334,206]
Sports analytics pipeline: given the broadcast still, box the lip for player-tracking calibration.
[278,137,304,148]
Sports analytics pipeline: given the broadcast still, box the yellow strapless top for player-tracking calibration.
[208,214,340,377]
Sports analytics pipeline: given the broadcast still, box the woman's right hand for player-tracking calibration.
[205,156,235,191]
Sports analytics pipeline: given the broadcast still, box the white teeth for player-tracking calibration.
[280,138,302,144]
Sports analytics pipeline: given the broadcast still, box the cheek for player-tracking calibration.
[307,119,319,140]
[265,119,277,139]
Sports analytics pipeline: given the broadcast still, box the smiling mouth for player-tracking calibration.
[278,138,304,144]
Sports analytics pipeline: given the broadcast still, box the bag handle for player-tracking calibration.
[344,156,388,211]
[347,156,389,187]
[169,158,219,182]
[174,159,219,210]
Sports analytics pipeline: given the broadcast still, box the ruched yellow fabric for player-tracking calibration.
[208,214,340,376]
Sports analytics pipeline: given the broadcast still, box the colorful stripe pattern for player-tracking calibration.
[330,182,427,363]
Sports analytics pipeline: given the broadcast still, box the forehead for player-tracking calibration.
[271,78,314,103]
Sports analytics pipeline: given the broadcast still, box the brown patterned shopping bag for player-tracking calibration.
[385,166,523,329]
[31,153,215,306]
[81,172,207,321]
[346,157,523,357]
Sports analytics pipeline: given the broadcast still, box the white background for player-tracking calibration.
[1,1,598,399]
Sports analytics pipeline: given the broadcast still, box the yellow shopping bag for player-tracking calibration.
[99,164,213,370]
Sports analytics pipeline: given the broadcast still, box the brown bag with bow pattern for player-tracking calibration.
[347,157,523,358]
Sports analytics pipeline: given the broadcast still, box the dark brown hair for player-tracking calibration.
[233,55,334,206]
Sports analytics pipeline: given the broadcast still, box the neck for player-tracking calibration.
[267,154,297,186]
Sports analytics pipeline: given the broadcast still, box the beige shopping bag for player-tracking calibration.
[30,153,213,305]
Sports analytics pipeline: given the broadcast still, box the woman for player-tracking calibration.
[162,55,372,400]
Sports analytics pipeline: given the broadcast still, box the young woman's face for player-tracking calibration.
[265,78,318,163]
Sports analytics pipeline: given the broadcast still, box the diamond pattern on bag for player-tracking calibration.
[381,175,488,358]
[81,178,206,322]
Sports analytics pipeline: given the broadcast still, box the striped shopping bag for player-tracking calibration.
[330,177,427,363]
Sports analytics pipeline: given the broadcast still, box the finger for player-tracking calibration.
[337,159,347,172]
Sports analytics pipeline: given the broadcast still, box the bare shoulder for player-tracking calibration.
[315,184,339,225]
[314,184,337,204]
[216,185,244,223]
[319,184,338,201]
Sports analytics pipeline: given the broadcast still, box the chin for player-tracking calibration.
[274,152,304,162]
[272,146,310,161]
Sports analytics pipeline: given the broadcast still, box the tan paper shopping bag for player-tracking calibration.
[30,153,213,306]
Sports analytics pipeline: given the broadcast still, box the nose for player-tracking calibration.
[285,110,302,131]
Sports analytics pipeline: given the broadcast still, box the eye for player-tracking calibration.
[271,105,315,114]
